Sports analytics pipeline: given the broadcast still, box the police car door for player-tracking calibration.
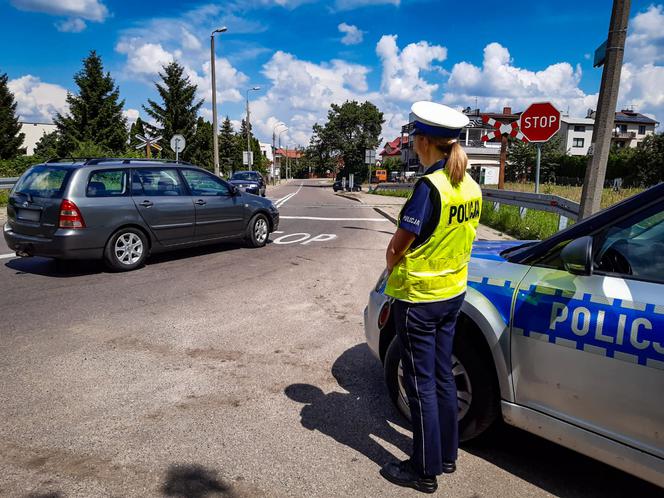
[510,201,664,458]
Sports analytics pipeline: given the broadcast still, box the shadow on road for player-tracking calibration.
[4,240,264,278]
[287,344,661,497]
[464,423,662,498]
[161,464,235,498]
[285,343,411,468]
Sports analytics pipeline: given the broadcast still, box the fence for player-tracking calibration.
[373,183,579,230]
[0,177,18,190]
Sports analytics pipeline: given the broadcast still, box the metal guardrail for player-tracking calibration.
[373,183,580,230]
[0,177,18,190]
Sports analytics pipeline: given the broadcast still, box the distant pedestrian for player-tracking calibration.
[380,101,482,494]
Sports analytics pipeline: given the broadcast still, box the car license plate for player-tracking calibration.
[17,208,41,222]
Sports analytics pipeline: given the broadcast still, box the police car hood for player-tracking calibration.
[470,239,530,262]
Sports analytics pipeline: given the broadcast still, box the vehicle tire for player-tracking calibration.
[246,213,269,248]
[384,324,499,442]
[104,227,148,272]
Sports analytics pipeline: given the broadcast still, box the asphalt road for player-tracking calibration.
[0,180,660,497]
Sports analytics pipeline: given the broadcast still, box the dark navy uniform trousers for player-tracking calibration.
[393,293,465,476]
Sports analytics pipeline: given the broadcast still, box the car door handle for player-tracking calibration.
[195,199,206,206]
[140,200,153,207]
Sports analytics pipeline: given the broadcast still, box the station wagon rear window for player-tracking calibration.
[13,166,72,199]
[87,170,129,197]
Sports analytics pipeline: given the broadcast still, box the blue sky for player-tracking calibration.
[2,0,663,145]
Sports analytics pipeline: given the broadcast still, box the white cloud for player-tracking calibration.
[55,17,86,33]
[443,42,595,117]
[123,108,140,127]
[10,0,108,21]
[116,40,175,77]
[338,22,364,45]
[376,34,447,102]
[249,50,379,145]
[625,4,664,66]
[8,75,69,123]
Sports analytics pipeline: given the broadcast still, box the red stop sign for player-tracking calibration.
[520,102,561,142]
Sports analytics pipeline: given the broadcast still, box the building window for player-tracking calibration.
[573,138,585,148]
[574,125,585,132]
[639,125,646,135]
[619,124,627,133]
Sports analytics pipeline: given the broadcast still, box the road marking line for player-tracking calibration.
[0,253,16,260]
[279,216,389,222]
[275,184,303,208]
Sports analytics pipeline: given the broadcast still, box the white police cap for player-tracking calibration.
[411,101,469,139]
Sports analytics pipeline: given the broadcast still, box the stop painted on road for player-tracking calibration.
[271,232,337,245]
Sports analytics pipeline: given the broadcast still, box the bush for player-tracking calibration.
[480,201,563,240]
[0,156,40,177]
[0,190,8,207]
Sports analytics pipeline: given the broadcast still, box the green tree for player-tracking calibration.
[188,117,214,170]
[631,133,664,187]
[143,61,203,162]
[382,156,402,173]
[313,101,384,182]
[128,117,147,148]
[218,116,237,175]
[0,73,26,159]
[33,131,60,159]
[54,51,127,156]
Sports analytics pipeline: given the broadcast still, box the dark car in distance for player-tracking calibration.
[229,171,266,197]
[332,179,361,192]
[3,158,279,271]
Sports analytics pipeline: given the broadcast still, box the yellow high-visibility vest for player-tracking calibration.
[385,170,482,302]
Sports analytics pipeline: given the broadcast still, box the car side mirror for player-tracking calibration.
[229,185,239,196]
[561,236,593,276]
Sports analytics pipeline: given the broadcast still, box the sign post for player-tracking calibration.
[365,149,376,187]
[170,134,186,163]
[135,133,163,159]
[519,102,561,193]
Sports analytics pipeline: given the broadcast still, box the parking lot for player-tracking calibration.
[0,180,660,497]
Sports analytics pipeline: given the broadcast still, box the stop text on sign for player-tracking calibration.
[519,102,561,143]
[522,115,559,129]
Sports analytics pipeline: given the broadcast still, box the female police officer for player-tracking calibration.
[380,101,482,494]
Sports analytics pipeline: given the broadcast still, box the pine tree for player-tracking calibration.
[219,116,237,175]
[188,117,214,171]
[33,131,60,159]
[54,51,128,156]
[143,61,203,162]
[129,117,146,148]
[0,73,25,159]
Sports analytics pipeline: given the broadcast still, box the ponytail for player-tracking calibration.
[445,141,467,186]
[430,137,467,186]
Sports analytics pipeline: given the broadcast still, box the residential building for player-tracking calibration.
[259,142,275,178]
[559,117,595,155]
[274,147,303,179]
[20,122,56,155]
[379,136,406,161]
[559,109,659,155]
[400,107,514,185]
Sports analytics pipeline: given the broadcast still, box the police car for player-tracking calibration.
[364,182,664,487]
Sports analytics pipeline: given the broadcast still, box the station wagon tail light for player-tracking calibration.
[378,301,391,329]
[59,199,85,229]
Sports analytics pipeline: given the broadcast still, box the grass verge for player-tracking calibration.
[0,190,8,207]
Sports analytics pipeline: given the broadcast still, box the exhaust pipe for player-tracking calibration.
[15,244,34,257]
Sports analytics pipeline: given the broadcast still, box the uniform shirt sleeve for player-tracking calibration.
[398,180,433,236]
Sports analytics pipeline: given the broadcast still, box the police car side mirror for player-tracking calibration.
[561,236,593,276]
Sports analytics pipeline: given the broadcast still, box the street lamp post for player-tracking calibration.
[210,27,227,177]
[271,122,285,183]
[278,128,288,180]
[245,86,260,170]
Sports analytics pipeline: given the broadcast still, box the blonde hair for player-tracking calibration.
[427,136,468,186]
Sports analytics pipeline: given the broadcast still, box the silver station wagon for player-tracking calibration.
[3,158,280,271]
[364,183,664,487]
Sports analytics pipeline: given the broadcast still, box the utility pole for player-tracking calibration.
[210,27,227,177]
[579,0,631,219]
[245,86,260,171]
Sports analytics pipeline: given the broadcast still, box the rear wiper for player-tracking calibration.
[14,191,33,203]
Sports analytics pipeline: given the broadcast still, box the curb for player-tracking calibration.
[335,192,364,203]
[373,207,398,225]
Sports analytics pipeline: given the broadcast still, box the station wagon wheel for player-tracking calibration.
[104,228,148,272]
[246,213,269,248]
